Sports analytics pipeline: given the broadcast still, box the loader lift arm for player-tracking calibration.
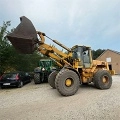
[37,32,73,68]
[7,16,73,68]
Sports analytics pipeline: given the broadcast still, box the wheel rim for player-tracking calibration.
[65,78,73,87]
[102,75,109,84]
[20,81,23,86]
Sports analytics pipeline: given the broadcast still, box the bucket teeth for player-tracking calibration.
[7,16,38,54]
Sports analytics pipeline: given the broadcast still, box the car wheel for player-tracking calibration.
[1,85,5,89]
[17,81,23,88]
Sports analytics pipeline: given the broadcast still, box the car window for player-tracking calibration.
[2,73,17,79]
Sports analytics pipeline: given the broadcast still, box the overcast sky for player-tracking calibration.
[0,0,120,51]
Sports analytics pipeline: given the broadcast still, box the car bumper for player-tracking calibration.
[0,81,19,87]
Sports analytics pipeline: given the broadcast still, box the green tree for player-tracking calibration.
[0,21,12,75]
[0,21,44,74]
[92,49,105,60]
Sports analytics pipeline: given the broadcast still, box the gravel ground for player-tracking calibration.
[0,75,120,120]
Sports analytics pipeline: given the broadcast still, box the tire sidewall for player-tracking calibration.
[55,69,80,96]
[94,70,112,89]
[48,70,58,89]
[34,73,41,84]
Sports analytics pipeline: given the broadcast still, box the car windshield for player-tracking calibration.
[2,73,17,79]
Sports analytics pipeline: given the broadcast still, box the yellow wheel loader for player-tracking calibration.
[7,16,115,96]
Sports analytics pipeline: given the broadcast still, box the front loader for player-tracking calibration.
[7,16,115,96]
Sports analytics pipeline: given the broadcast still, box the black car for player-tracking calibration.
[0,72,31,88]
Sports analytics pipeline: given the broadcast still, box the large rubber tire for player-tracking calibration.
[48,71,59,89]
[34,73,41,84]
[55,69,80,96]
[93,70,112,89]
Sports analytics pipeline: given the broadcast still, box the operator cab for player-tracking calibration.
[72,45,92,68]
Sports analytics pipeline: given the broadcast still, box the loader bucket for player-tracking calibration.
[7,16,38,54]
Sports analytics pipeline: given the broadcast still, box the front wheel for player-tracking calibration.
[55,69,80,96]
[34,73,41,84]
[17,81,23,88]
[93,70,112,89]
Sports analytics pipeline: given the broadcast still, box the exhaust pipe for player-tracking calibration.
[7,16,38,54]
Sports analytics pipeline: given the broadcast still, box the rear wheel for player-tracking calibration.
[17,81,23,88]
[34,73,41,84]
[93,70,112,89]
[48,71,59,89]
[55,69,80,96]
[0,85,5,89]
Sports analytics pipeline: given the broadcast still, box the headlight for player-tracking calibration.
[42,68,45,71]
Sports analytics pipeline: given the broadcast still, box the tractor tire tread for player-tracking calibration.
[34,73,41,84]
[55,69,79,96]
[93,69,112,89]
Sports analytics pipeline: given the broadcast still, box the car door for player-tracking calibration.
[25,72,31,82]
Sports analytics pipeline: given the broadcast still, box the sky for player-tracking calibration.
[0,0,120,51]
